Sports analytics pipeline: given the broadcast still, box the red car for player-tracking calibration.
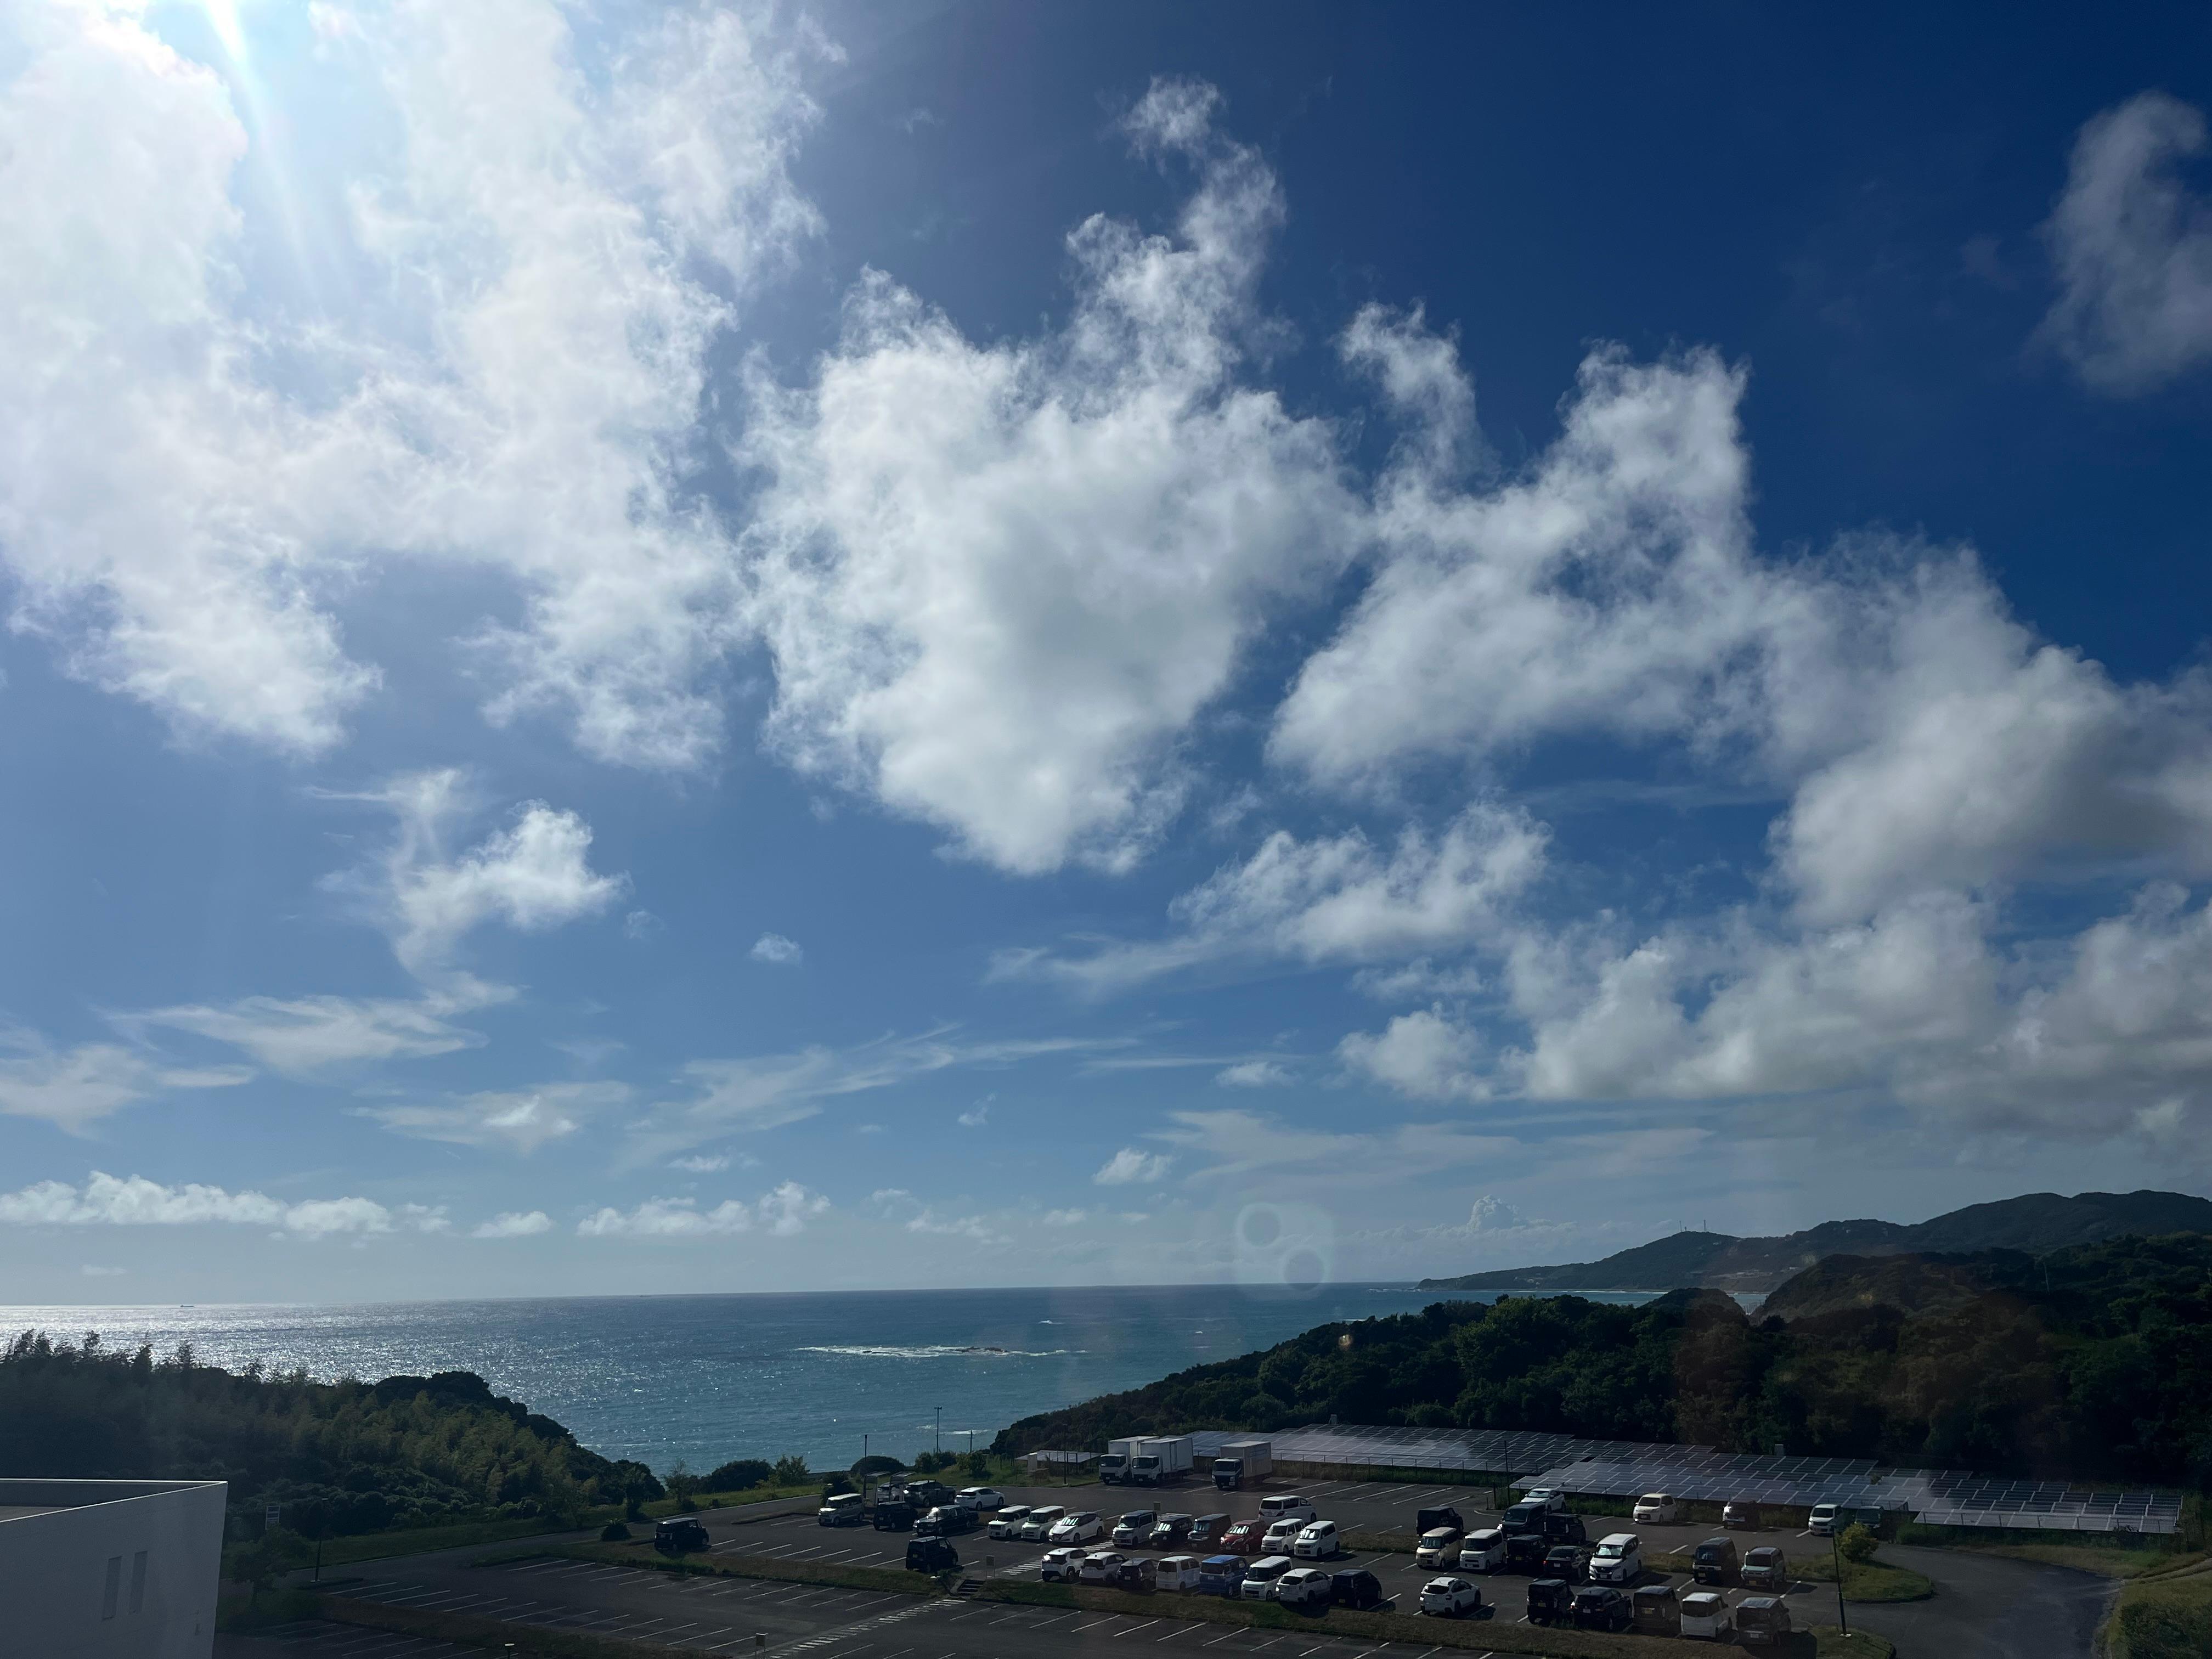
[1219,1521,1265,1555]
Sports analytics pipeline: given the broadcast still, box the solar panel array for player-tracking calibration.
[1511,1451,1882,1511]
[1881,1472,2182,1535]
[1268,1424,1671,1475]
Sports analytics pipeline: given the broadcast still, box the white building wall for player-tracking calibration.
[0,1480,225,1659]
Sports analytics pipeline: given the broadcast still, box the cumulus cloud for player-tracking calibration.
[0,1034,250,1132]
[1093,1147,1172,1186]
[740,75,1359,873]
[2039,92,2212,394]
[1337,1007,1487,1101]
[957,1101,991,1127]
[1002,803,1545,994]
[357,1081,631,1153]
[1041,1207,1088,1226]
[0,1,826,763]
[578,1181,827,1238]
[472,1210,553,1238]
[750,932,803,964]
[1215,1059,1294,1088]
[0,1172,445,1237]
[870,1188,1007,1244]
[669,1154,730,1172]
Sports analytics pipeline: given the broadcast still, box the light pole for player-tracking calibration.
[935,1407,943,1454]
[1831,1524,1849,1637]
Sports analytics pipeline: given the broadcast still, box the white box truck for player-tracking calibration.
[1133,1435,1194,1486]
[1211,1437,1273,1491]
[1099,1437,1144,1485]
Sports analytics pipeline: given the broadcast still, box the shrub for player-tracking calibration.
[706,1459,775,1492]
[851,1455,907,1479]
[599,1521,631,1542]
[678,1495,698,1513]
[959,1451,990,1478]
[910,1450,956,1474]
[772,1454,811,1486]
[1839,1522,1879,1563]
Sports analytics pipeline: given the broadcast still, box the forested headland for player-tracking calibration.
[996,1231,2212,1491]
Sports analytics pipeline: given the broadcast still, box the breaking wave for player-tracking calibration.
[795,1343,1080,1360]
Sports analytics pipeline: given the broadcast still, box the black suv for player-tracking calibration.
[915,1505,976,1537]
[1329,1569,1389,1610]
[1501,1501,1547,1533]
[1505,1532,1550,1573]
[873,1499,915,1531]
[1545,1543,1594,1582]
[1571,1585,1632,1632]
[1415,1505,1465,1534]
[906,1537,960,1573]
[1541,1513,1588,1545]
[1691,1536,1740,1585]
[653,1517,709,1554]
[1525,1578,1573,1626]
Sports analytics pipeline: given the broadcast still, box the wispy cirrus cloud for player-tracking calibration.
[0,1032,249,1133]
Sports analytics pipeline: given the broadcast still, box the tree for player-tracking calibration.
[1838,1522,1878,1564]
[772,1453,811,1486]
[706,1458,775,1491]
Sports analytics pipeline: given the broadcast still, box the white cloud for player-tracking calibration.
[870,1188,1007,1244]
[624,910,664,942]
[1338,1007,1487,1101]
[1041,1207,1088,1226]
[357,1081,631,1154]
[578,1180,827,1238]
[472,1210,552,1238]
[957,1100,991,1127]
[1003,804,1545,994]
[669,1154,730,1173]
[1152,1108,1519,1186]
[126,991,490,1075]
[1215,1060,1293,1088]
[0,1172,444,1237]
[1093,1147,1172,1186]
[0,1034,250,1132]
[79,1265,127,1278]
[750,932,804,964]
[740,76,1359,874]
[2039,92,2212,394]
[0,2,826,763]
[1351,958,1487,1002]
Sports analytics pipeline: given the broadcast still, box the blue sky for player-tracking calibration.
[4,0,2212,1302]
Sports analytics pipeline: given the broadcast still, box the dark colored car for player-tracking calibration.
[1691,1536,1740,1585]
[915,1504,976,1537]
[1541,1513,1589,1545]
[1630,1583,1679,1635]
[1150,1513,1195,1547]
[1219,1520,1265,1555]
[1329,1568,1389,1610]
[1544,1543,1593,1582]
[1415,1505,1465,1534]
[1501,1501,1547,1533]
[1571,1585,1633,1633]
[1741,1545,1788,1589]
[1723,1499,1760,1530]
[873,1499,915,1531]
[906,1480,954,1510]
[1525,1577,1573,1626]
[1505,1532,1550,1572]
[905,1538,960,1573]
[1116,1557,1157,1592]
[653,1517,709,1554]
[1736,1595,1793,1646]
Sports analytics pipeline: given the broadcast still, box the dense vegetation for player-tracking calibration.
[997,1233,2212,1491]
[0,1332,664,1537]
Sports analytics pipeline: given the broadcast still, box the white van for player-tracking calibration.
[1590,1532,1642,1585]
[1258,1494,1317,1526]
[1455,1527,1506,1572]
[1239,1555,1295,1599]
[1155,1554,1204,1593]
[1292,1520,1339,1559]
[1808,1502,1843,1536]
[1019,1505,1065,1541]
[1679,1590,1732,1639]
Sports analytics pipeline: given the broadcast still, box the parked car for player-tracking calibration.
[1079,1551,1127,1584]
[1525,1577,1573,1626]
[1501,1500,1548,1534]
[1239,1555,1295,1599]
[1218,1520,1265,1555]
[1417,1575,1487,1618]
[873,1499,915,1532]
[1187,1513,1232,1549]
[1630,1582,1680,1636]
[1542,1513,1590,1545]
[1116,1557,1158,1593]
[956,1486,1005,1511]
[1679,1590,1733,1640]
[1150,1513,1195,1548]
[1019,1505,1066,1541]
[1293,1520,1340,1560]
[1155,1554,1203,1593]
[1262,1518,1306,1554]
[1456,1527,1506,1573]
[1039,1547,1087,1583]
[654,1516,709,1554]
[1329,1568,1389,1610]
[1544,1543,1593,1582]
[819,1493,865,1527]
[1632,1492,1677,1524]
[1691,1536,1740,1585]
[1048,1510,1103,1544]
[1588,1532,1642,1585]
[1197,1555,1245,1595]
[1414,1526,1464,1567]
[1114,1510,1158,1547]
[1736,1595,1792,1646]
[1526,1487,1568,1511]
[1722,1499,1760,1529]
[1271,1567,1333,1608]
[1741,1545,1788,1589]
[905,1538,959,1573]
[1808,1501,1843,1537]
[986,1505,1031,1539]
[1505,1532,1550,1572]
[1259,1494,1318,1527]
[916,1505,975,1537]
[904,1480,954,1510]
[1415,1504,1465,1534]
[1572,1585,1633,1632]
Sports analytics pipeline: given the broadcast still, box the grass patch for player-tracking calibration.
[2098,1560,2212,1659]
[509,1539,939,1598]
[216,1588,321,1632]
[1810,1630,1895,1659]
[311,1514,595,1566]
[319,1591,724,1656]
[1968,1544,2200,1579]
[1789,1549,1935,1602]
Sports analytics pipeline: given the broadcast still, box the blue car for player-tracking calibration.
[1197,1555,1245,1595]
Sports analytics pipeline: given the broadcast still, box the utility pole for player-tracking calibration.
[935,1407,943,1454]
[1831,1525,1848,1637]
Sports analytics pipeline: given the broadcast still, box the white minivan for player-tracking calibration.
[1455,1527,1506,1573]
[1590,1532,1642,1585]
[1155,1554,1204,1594]
[1019,1505,1066,1542]
[1808,1502,1843,1536]
[1679,1590,1732,1639]
[1239,1555,1295,1599]
[1258,1494,1317,1526]
[1293,1520,1339,1559]
[1632,1493,1677,1524]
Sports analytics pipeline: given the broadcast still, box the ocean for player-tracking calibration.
[1,1283,1662,1474]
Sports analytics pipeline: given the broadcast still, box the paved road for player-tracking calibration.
[1847,1543,2111,1659]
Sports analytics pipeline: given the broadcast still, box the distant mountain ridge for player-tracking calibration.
[1415,1189,2212,1295]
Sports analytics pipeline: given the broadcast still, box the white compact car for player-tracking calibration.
[1292,1520,1339,1560]
[1048,1510,1103,1544]
[957,1486,1005,1511]
[1414,1527,1463,1567]
[1271,1567,1333,1607]
[1525,1487,1567,1513]
[1155,1554,1204,1594]
[1262,1518,1305,1553]
[1019,1505,1066,1541]
[1039,1547,1086,1583]
[1679,1590,1733,1640]
[1077,1551,1126,1584]
[1808,1502,1843,1536]
[1239,1555,1294,1599]
[1113,1510,1157,1547]
[1455,1527,1506,1573]
[1257,1494,1318,1526]
[1632,1493,1677,1525]
[1418,1575,1485,1618]
[1589,1533,1642,1585]
[988,1505,1032,1539]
